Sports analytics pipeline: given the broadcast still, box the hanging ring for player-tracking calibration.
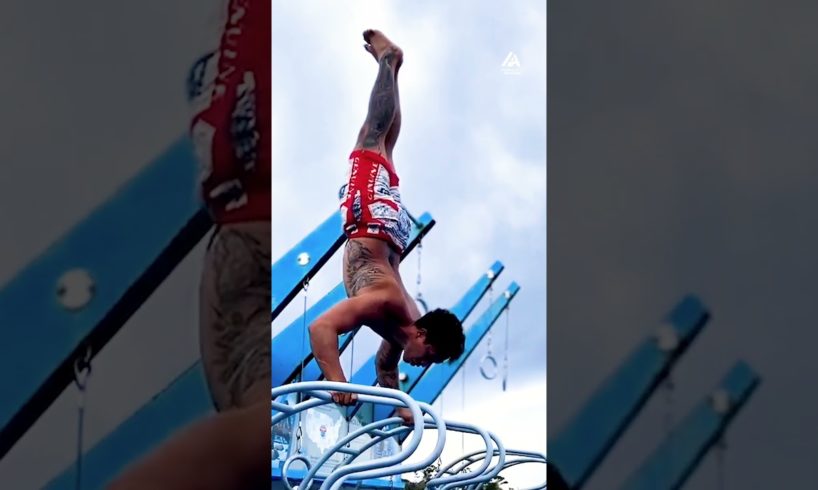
[479,354,498,380]
[282,454,312,490]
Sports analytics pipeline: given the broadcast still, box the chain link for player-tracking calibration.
[72,345,92,490]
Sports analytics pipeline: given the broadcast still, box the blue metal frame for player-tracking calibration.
[0,136,211,458]
[270,382,442,490]
[548,295,710,489]
[46,212,433,489]
[348,262,506,392]
[271,212,347,320]
[272,213,435,387]
[382,282,521,421]
[619,361,760,490]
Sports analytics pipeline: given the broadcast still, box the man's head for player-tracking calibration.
[402,308,465,367]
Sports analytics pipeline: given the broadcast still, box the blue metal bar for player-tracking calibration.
[44,363,213,490]
[325,402,446,490]
[455,449,547,490]
[619,361,760,490]
[271,212,346,320]
[295,416,404,490]
[441,431,504,490]
[349,262,505,391]
[45,211,433,489]
[427,422,495,489]
[381,282,521,422]
[269,382,428,490]
[272,467,403,490]
[548,295,710,489]
[0,137,211,458]
[280,213,435,386]
[344,262,505,423]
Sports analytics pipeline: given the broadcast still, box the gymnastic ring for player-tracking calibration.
[479,354,498,380]
[415,296,429,314]
[282,454,313,490]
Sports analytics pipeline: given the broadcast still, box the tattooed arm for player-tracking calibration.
[375,339,415,425]
[309,292,395,405]
[375,339,402,389]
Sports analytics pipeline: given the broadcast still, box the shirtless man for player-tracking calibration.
[108,1,269,488]
[309,30,465,424]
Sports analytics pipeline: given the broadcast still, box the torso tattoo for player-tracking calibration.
[343,240,393,296]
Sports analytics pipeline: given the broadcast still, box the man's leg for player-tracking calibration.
[355,30,403,158]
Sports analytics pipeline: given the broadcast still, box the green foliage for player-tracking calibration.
[402,463,512,490]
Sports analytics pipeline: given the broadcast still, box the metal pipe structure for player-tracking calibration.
[450,449,547,490]
[270,382,442,490]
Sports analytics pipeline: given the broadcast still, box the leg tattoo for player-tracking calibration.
[361,52,399,150]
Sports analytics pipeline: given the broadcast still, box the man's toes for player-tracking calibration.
[363,29,378,44]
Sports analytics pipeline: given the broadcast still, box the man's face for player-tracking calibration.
[402,330,445,367]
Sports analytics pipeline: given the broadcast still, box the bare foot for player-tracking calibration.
[363,29,403,71]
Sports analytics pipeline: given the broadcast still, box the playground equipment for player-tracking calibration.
[547,298,762,490]
[271,382,547,490]
[267,206,543,489]
[0,130,757,490]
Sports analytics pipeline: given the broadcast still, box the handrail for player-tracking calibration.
[426,422,494,489]
[453,449,547,490]
[270,382,441,490]
[325,405,446,490]
[440,431,505,490]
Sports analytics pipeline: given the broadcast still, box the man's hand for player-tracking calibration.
[396,407,415,426]
[330,391,359,406]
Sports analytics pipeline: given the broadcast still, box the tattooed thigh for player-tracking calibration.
[200,225,271,411]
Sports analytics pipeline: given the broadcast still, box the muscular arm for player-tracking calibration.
[375,339,402,389]
[375,338,414,425]
[309,293,393,383]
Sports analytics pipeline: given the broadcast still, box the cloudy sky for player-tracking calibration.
[271,0,546,487]
[0,0,546,488]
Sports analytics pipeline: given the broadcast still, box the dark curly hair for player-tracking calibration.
[415,308,465,363]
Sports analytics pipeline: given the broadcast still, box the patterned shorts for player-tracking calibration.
[339,149,412,253]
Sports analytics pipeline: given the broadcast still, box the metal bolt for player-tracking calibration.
[296,252,310,266]
[486,269,495,280]
[655,324,679,352]
[504,290,511,299]
[399,372,408,382]
[56,268,95,311]
[710,389,732,414]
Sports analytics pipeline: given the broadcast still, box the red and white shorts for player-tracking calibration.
[339,149,412,253]
[188,0,270,224]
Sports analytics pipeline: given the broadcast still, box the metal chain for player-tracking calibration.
[298,279,309,401]
[73,346,92,490]
[663,373,675,476]
[502,306,510,392]
[715,436,727,490]
[461,368,466,456]
[486,285,494,354]
[415,241,427,314]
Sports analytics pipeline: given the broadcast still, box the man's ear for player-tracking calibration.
[415,327,427,339]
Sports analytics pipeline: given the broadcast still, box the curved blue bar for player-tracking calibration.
[427,421,493,489]
[441,431,505,490]
[331,403,447,490]
[270,382,425,488]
